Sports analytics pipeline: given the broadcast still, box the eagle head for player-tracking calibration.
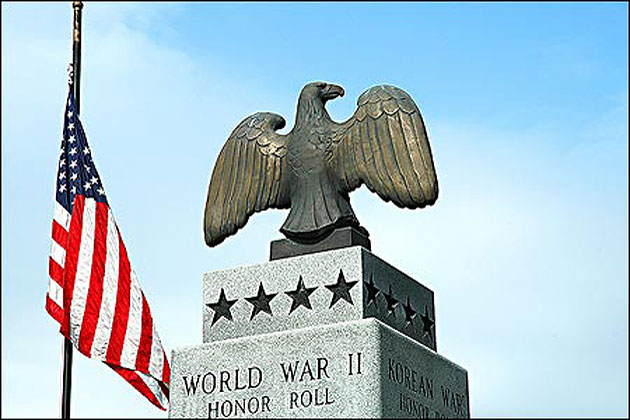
[301,81,345,104]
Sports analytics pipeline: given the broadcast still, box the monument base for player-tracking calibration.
[169,319,469,418]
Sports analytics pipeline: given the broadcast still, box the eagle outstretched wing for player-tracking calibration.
[330,85,438,208]
[204,112,289,246]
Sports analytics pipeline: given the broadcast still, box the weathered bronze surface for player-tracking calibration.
[204,82,439,247]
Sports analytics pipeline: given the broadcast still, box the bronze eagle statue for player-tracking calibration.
[203,82,438,247]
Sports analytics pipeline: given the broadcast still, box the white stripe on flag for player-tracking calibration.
[138,371,167,408]
[54,201,71,230]
[50,241,66,267]
[90,209,120,359]
[69,198,97,343]
[148,327,164,380]
[120,270,143,369]
[48,278,64,307]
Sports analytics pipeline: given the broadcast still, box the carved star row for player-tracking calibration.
[205,270,435,343]
[206,269,356,326]
[364,275,435,343]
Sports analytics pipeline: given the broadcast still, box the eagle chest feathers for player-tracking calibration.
[283,116,354,241]
[287,124,335,177]
[204,82,439,247]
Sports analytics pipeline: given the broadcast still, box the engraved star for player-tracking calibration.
[420,305,435,343]
[383,285,399,318]
[245,282,277,320]
[402,296,417,327]
[325,269,358,308]
[285,276,317,314]
[206,288,238,326]
[364,274,380,308]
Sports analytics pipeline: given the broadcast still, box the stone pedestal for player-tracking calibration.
[169,246,470,418]
[269,226,371,261]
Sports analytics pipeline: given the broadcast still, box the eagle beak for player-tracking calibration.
[322,84,345,100]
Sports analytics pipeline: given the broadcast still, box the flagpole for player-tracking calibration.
[61,2,82,418]
[72,1,82,111]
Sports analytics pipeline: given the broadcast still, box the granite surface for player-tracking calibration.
[169,319,468,418]
[202,247,437,350]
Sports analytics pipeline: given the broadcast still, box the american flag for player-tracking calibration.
[46,87,170,410]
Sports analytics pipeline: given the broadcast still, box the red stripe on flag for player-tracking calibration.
[46,295,64,324]
[49,257,64,286]
[162,350,171,385]
[136,294,153,373]
[61,194,85,338]
[159,381,170,400]
[78,202,109,356]
[52,220,68,246]
[107,363,166,410]
[105,232,131,365]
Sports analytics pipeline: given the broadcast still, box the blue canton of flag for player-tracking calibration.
[56,92,108,213]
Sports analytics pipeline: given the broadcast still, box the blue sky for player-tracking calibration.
[2,2,628,418]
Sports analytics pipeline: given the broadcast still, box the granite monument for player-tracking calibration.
[168,82,469,418]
